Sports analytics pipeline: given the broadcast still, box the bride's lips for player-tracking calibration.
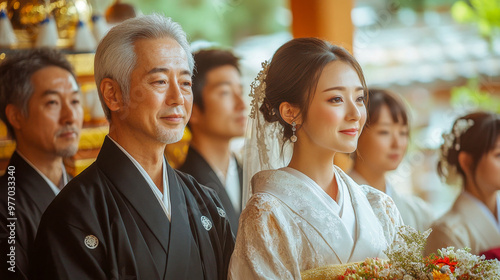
[388,153,401,160]
[339,128,359,136]
[235,115,247,123]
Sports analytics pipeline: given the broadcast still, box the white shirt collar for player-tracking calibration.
[107,136,171,221]
[16,151,66,195]
[212,155,241,212]
[224,156,241,212]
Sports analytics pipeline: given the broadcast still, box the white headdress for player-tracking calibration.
[241,60,294,208]
[438,118,474,186]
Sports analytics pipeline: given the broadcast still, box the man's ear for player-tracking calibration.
[100,78,123,112]
[190,104,202,126]
[5,104,23,130]
[279,102,301,125]
[458,151,473,177]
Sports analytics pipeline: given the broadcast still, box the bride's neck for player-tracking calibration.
[288,144,336,195]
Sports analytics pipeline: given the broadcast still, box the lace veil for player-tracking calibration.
[241,61,294,208]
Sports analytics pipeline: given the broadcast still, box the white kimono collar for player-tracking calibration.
[462,191,500,232]
[455,192,500,243]
[252,165,387,263]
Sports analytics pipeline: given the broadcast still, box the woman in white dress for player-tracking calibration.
[349,89,434,232]
[425,112,500,257]
[229,38,403,279]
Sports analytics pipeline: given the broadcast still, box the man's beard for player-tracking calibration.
[156,126,185,144]
[54,126,80,157]
[55,143,79,158]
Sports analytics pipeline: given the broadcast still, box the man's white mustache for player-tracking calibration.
[56,126,79,137]
[159,108,185,117]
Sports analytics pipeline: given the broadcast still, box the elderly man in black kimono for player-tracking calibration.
[31,14,235,280]
[0,48,83,279]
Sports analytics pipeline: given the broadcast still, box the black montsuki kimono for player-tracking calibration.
[30,138,235,280]
[0,152,59,280]
[179,147,243,233]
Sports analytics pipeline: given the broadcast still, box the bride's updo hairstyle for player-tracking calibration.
[260,37,367,142]
[438,112,500,187]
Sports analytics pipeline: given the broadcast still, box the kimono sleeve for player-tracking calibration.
[0,197,31,280]
[228,194,299,280]
[30,215,111,280]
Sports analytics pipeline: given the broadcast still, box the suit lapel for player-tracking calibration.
[183,148,240,230]
[236,157,243,208]
[184,148,225,190]
[96,138,171,254]
[9,151,56,212]
[203,169,240,230]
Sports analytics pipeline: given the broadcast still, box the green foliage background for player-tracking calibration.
[126,0,288,46]
[451,0,500,42]
[451,79,500,113]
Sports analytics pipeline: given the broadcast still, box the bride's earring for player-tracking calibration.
[291,121,297,143]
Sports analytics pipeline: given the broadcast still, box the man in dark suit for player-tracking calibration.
[0,48,84,279]
[179,49,246,233]
[31,15,234,280]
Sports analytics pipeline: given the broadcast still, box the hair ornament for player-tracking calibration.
[442,118,474,157]
[249,60,270,119]
[439,118,474,185]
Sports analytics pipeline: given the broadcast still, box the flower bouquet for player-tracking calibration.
[301,226,500,280]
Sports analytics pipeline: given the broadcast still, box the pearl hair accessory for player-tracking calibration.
[439,118,474,185]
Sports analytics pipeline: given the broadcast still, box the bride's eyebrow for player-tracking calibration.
[322,86,345,92]
[321,86,364,92]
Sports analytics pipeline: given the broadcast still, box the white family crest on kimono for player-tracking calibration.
[426,191,500,256]
[229,165,403,280]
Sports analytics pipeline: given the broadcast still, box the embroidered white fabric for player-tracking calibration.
[229,166,403,279]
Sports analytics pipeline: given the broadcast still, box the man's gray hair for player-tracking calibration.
[94,14,194,120]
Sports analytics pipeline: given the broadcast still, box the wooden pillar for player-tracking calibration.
[290,0,354,53]
[290,0,355,171]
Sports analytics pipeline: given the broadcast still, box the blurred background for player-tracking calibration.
[1,0,500,217]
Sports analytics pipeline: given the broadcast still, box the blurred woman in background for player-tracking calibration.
[425,112,500,257]
[349,89,434,232]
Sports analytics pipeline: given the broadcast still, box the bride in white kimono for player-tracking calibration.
[425,112,500,257]
[229,38,403,279]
